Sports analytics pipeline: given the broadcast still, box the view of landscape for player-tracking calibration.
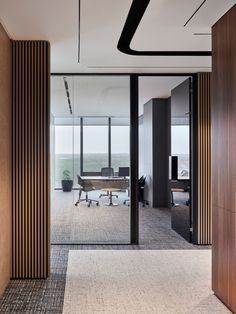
[54,153,130,188]
[54,153,188,188]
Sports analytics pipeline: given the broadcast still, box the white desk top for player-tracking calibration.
[81,176,129,181]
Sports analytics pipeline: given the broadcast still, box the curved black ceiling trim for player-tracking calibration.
[117,0,212,56]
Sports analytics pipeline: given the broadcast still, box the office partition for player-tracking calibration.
[51,75,132,244]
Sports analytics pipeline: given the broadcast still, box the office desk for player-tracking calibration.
[81,176,129,190]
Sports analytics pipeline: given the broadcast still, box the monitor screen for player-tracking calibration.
[118,167,129,177]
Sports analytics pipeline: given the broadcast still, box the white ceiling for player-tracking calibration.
[139,76,188,114]
[0,0,235,73]
[51,76,130,117]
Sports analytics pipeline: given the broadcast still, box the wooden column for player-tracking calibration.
[0,23,12,294]
[212,5,236,313]
[196,72,212,245]
[12,41,50,278]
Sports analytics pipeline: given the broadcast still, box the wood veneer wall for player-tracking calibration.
[0,24,12,295]
[212,5,236,313]
[196,72,212,245]
[12,41,50,279]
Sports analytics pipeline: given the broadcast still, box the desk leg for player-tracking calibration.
[105,192,118,206]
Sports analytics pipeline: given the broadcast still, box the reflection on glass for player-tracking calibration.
[171,125,189,179]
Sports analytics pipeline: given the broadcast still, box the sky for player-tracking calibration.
[171,126,189,155]
[55,125,129,154]
[55,125,189,155]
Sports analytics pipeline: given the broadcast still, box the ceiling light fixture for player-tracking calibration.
[184,0,207,27]
[63,77,73,115]
[117,0,211,56]
[78,0,81,63]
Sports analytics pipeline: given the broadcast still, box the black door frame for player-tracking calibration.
[51,72,197,245]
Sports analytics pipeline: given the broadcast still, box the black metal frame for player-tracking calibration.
[51,72,198,245]
[191,74,199,244]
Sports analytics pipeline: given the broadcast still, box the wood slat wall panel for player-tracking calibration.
[212,5,236,313]
[197,72,212,245]
[12,41,50,279]
[0,23,12,295]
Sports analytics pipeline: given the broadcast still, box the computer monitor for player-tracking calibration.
[118,167,129,177]
[170,156,178,180]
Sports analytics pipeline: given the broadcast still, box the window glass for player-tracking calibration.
[111,125,130,173]
[171,125,189,179]
[83,122,108,172]
[55,125,73,188]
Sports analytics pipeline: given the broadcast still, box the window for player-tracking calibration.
[54,118,130,185]
[171,125,189,179]
[55,125,74,188]
[83,119,108,172]
[111,125,130,173]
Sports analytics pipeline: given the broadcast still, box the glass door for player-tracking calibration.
[51,75,131,244]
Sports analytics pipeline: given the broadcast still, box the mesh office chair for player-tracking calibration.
[75,175,99,207]
[99,167,118,198]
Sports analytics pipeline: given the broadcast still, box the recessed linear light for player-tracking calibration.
[184,0,207,27]
[63,77,73,115]
[78,0,81,63]
[193,33,212,36]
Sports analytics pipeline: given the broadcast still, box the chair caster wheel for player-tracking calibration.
[96,203,99,206]
[123,201,126,205]
[75,203,78,206]
[116,196,118,198]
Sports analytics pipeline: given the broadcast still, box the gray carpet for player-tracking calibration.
[51,190,130,243]
[63,250,230,314]
[51,190,196,248]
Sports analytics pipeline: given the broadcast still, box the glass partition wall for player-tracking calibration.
[51,75,131,244]
[138,76,191,245]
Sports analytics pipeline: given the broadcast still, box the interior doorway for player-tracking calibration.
[138,75,193,247]
[50,75,133,244]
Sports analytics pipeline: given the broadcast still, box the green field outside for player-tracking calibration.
[54,153,129,188]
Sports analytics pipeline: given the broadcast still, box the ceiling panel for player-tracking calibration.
[0,0,234,72]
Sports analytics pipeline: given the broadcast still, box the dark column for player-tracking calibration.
[143,98,171,208]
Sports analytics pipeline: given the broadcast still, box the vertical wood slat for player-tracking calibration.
[12,41,50,279]
[197,72,212,245]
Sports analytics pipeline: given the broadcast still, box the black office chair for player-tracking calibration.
[101,167,114,177]
[99,167,118,198]
[75,175,99,207]
[138,175,149,207]
[123,175,149,207]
